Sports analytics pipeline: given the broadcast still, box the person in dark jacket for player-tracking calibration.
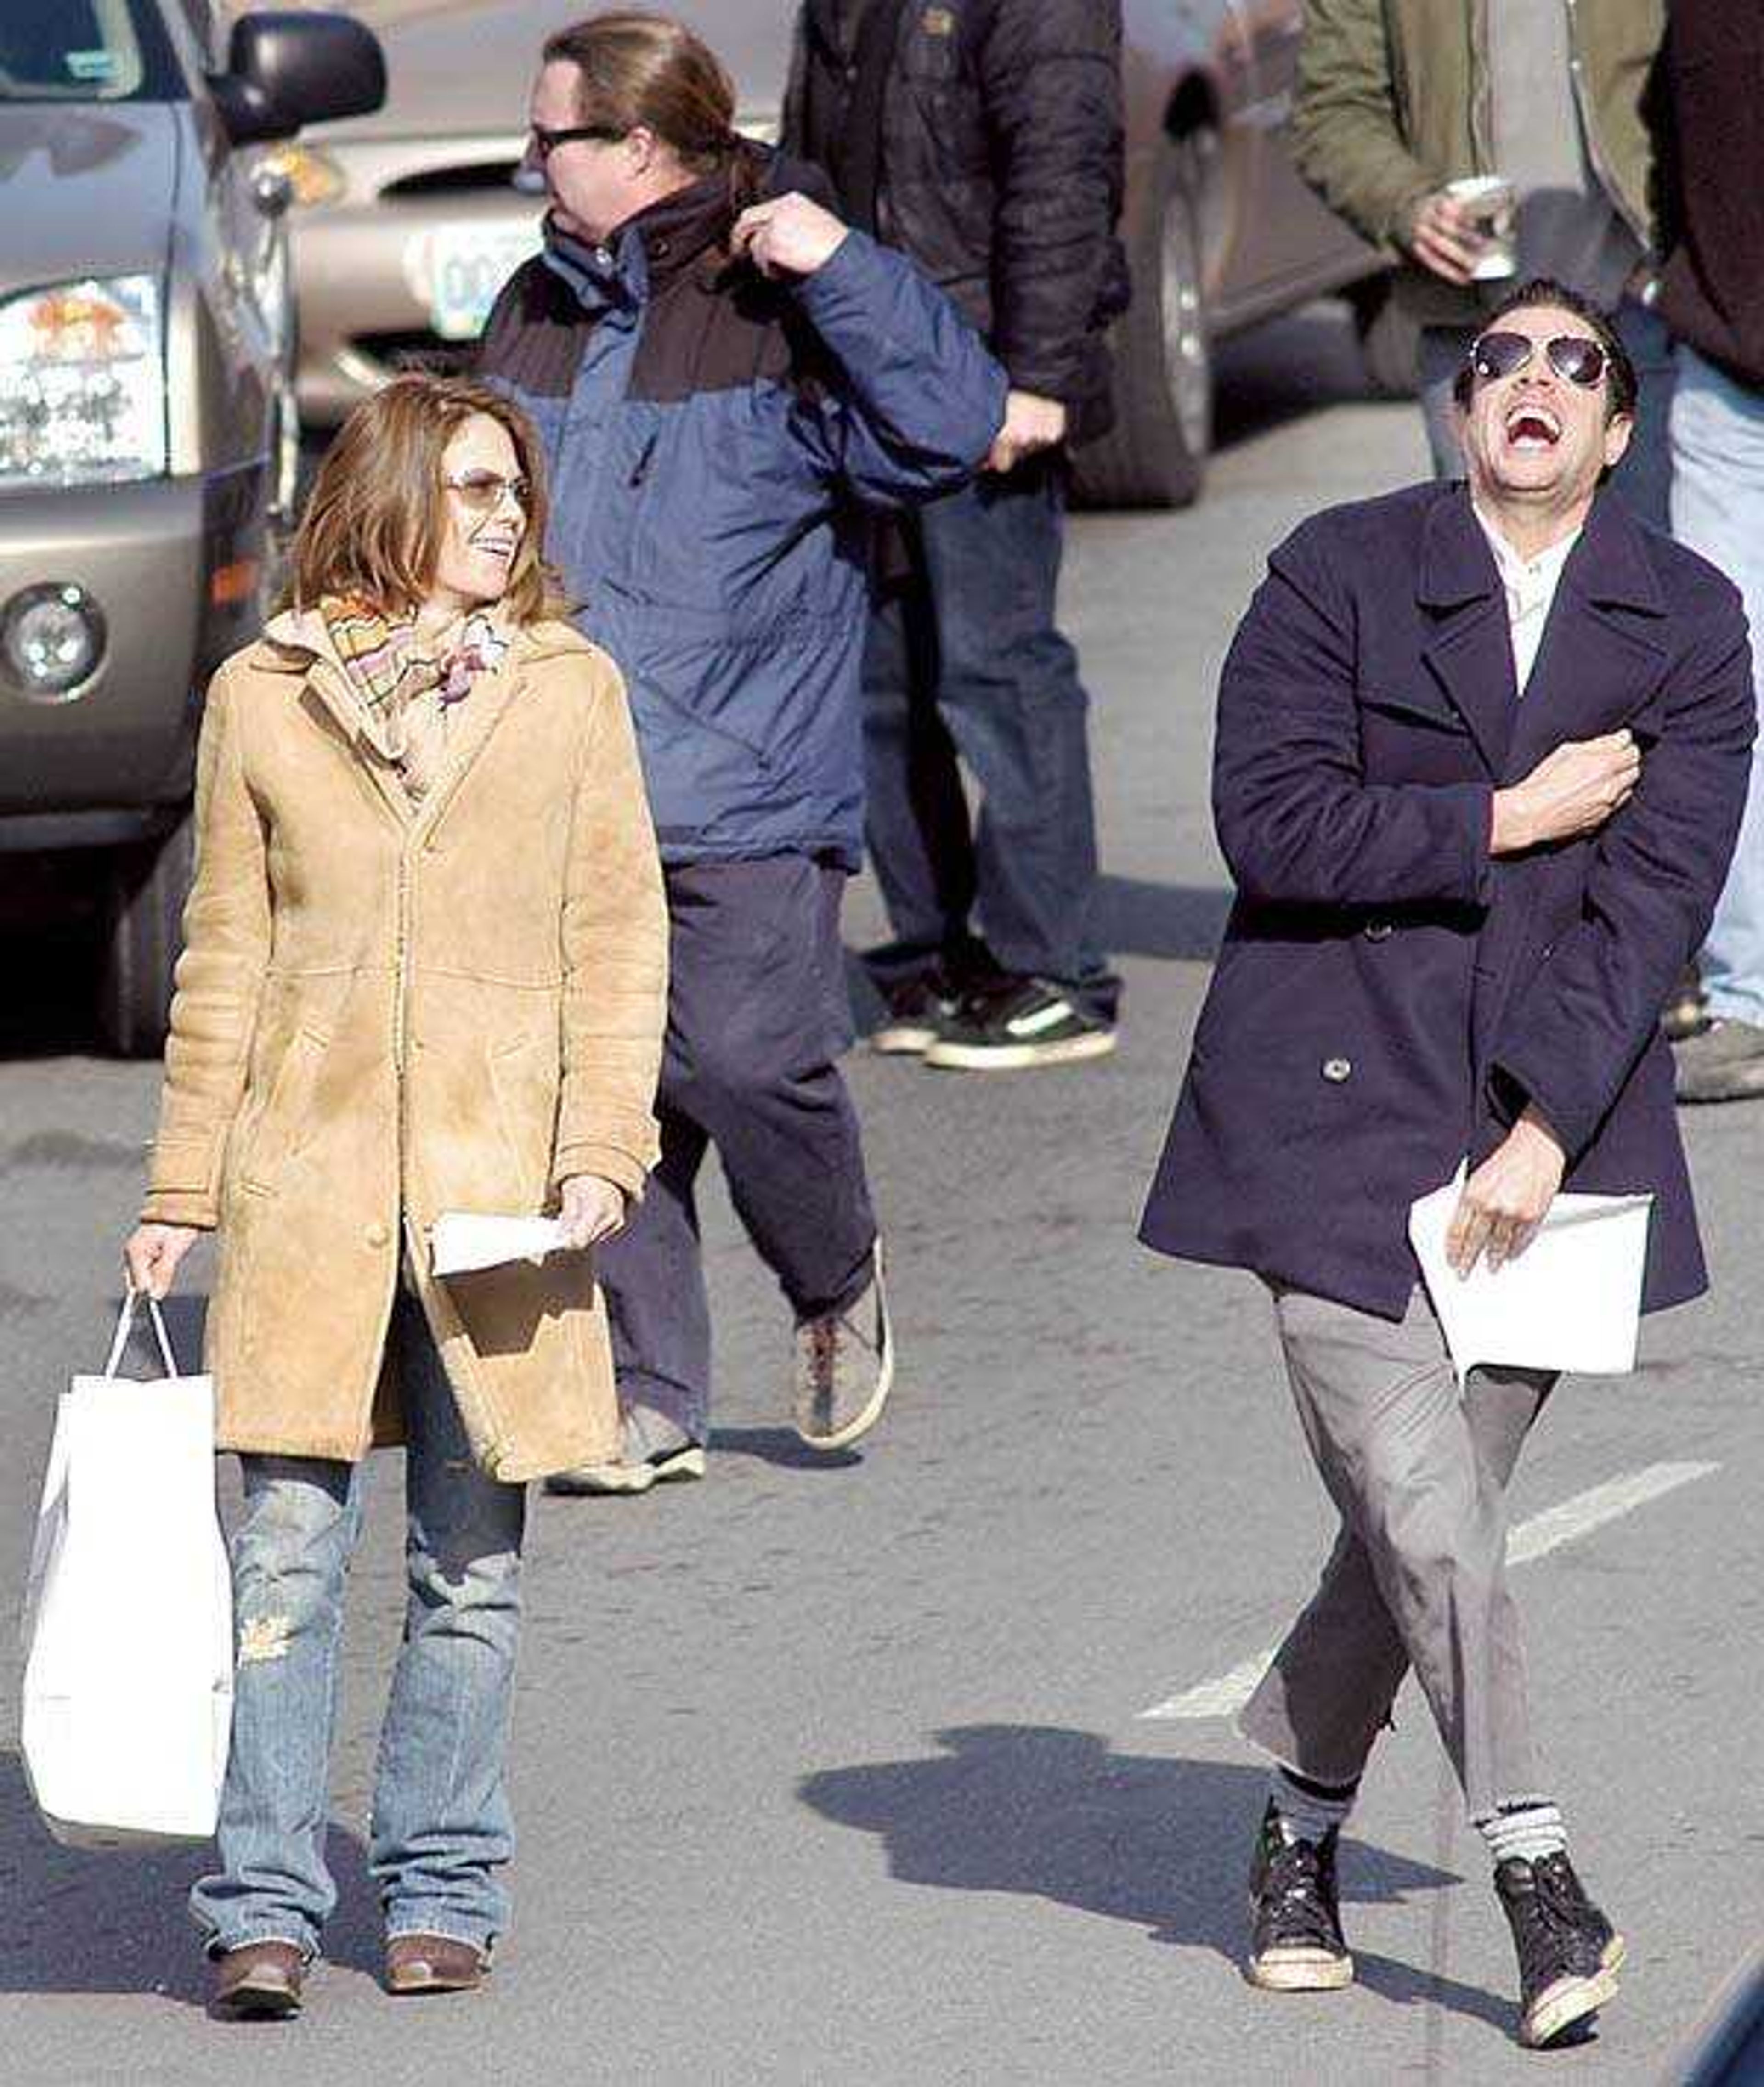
[479,12,1006,1491]
[1653,2,1764,1102]
[784,0,1130,1071]
[1139,280,1752,2047]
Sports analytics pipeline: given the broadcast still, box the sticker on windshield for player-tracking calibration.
[66,51,120,84]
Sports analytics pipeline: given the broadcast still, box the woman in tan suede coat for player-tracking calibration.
[122,375,667,2018]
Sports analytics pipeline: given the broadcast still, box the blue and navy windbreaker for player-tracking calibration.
[478,151,1007,868]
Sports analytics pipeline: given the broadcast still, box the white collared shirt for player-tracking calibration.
[1473,505,1582,695]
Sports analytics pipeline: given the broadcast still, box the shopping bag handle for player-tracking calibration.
[103,1289,181,1380]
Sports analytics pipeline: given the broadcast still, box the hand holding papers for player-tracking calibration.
[1409,1162,1652,1384]
[430,1211,571,1278]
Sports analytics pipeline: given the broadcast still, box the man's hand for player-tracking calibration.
[124,1222,201,1301]
[731,192,850,280]
[1446,1106,1566,1278]
[1490,731,1641,855]
[1402,190,1493,286]
[558,1173,626,1250]
[985,389,1069,474]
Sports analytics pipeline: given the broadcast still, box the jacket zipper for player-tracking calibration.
[1562,0,1649,249]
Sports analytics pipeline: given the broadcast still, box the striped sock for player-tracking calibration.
[1480,1798,1568,1867]
[1270,1764,1358,1845]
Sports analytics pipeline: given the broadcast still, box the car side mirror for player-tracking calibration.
[208,10,386,147]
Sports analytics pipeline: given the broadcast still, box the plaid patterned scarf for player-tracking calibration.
[319,595,511,801]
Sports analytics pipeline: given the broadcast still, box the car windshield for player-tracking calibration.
[0,0,183,104]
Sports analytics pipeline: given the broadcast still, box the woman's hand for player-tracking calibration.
[558,1174,626,1250]
[124,1222,201,1301]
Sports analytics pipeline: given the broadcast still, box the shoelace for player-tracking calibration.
[1262,1840,1339,1949]
[1510,1865,1597,1983]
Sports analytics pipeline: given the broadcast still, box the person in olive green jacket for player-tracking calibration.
[1292,0,1671,525]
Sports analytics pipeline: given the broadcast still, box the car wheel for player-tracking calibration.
[1350,276,1421,399]
[96,815,193,1058]
[1071,133,1212,510]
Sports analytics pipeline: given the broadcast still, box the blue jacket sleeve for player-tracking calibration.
[787,230,1008,508]
[1213,523,1494,907]
[1491,593,1755,1155]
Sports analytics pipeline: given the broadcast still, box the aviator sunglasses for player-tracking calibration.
[1468,329,1611,390]
[446,470,531,513]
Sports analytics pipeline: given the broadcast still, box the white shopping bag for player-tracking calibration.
[19,1293,234,1850]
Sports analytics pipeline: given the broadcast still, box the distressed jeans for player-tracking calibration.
[191,1292,526,1962]
[1672,344,1764,1025]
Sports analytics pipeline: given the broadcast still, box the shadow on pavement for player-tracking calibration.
[798,1724,1513,2037]
[1211,304,1385,456]
[711,1425,862,1471]
[0,1754,380,2002]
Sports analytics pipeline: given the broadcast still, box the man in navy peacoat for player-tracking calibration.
[1139,279,1753,2048]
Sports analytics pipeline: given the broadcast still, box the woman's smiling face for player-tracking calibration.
[430,412,529,613]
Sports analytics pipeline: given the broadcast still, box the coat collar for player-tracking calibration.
[250,612,595,838]
[1417,486,1668,780]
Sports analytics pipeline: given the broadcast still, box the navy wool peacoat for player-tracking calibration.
[1139,482,1755,1320]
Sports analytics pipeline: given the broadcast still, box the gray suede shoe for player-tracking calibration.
[792,1243,893,1450]
[544,1404,706,1496]
[1675,1017,1764,1103]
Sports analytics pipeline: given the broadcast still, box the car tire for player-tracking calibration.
[96,814,193,1059]
[1351,276,1421,399]
[1071,133,1212,510]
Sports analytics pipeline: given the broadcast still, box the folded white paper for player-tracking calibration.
[430,1211,570,1277]
[1408,1161,1652,1384]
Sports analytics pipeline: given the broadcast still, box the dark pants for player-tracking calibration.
[1419,296,1675,530]
[594,856,878,1445]
[862,454,1114,1010]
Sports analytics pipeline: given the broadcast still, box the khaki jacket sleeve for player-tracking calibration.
[1293,0,1438,252]
[142,661,271,1226]
[551,657,668,1202]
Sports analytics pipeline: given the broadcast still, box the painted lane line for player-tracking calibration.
[1138,1459,1721,1721]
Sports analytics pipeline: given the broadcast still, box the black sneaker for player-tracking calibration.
[870,964,968,1056]
[1245,1801,1354,1992]
[1494,1852,1625,2048]
[922,976,1117,1072]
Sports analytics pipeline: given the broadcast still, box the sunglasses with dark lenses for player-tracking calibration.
[528,122,626,161]
[1469,330,1610,389]
[446,471,531,513]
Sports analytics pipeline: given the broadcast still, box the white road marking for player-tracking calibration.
[1138,1459,1721,1721]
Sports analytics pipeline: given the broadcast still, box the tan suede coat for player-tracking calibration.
[141,612,668,1479]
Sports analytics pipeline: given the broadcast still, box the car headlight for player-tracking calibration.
[0,275,167,489]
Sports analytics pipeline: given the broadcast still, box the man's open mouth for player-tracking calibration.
[1504,403,1561,451]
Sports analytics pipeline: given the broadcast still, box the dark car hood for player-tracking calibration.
[307,0,792,139]
[0,103,176,297]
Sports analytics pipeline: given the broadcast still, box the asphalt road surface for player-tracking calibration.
[3,306,1760,2086]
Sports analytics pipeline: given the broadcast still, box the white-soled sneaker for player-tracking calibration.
[792,1242,893,1450]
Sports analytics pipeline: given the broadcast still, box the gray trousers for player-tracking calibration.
[594,856,878,1446]
[1238,1285,1555,1822]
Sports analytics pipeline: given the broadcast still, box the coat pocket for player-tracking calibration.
[237,1025,331,1196]
[486,1034,562,1210]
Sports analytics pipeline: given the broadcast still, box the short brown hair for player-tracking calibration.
[542,12,760,207]
[289,375,564,624]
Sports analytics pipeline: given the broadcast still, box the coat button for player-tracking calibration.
[1364,921,1393,942]
[365,1221,390,1248]
[1322,1056,1353,1084]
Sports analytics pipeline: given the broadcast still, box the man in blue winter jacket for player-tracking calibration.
[478,12,1005,1492]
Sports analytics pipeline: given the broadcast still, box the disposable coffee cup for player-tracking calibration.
[1445,175,1517,281]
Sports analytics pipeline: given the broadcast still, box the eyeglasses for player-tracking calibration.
[1468,330,1611,390]
[528,122,626,161]
[446,471,531,513]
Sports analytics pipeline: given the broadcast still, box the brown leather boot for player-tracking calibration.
[211,1940,306,2020]
[383,1933,487,1996]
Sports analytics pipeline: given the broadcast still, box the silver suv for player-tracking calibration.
[0,2,381,1053]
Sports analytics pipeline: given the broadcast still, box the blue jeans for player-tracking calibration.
[1418,297,1676,530]
[191,1291,526,1962]
[862,454,1115,1008]
[1673,344,1764,1024]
